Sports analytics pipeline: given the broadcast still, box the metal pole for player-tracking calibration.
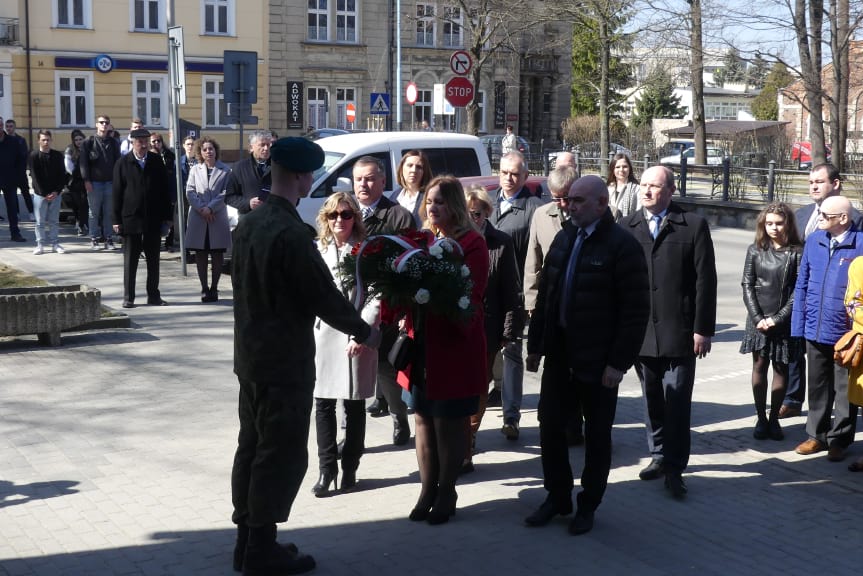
[721,155,730,202]
[167,0,187,276]
[237,62,245,156]
[767,159,776,202]
[679,154,687,198]
[395,0,402,130]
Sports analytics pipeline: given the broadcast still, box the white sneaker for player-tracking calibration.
[33,244,43,255]
[53,244,66,254]
[90,239,102,251]
[106,239,117,251]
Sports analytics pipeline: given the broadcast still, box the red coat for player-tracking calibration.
[398,229,489,400]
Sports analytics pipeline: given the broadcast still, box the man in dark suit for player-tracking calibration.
[525,175,649,534]
[225,130,273,216]
[620,165,717,499]
[112,128,172,308]
[781,163,863,418]
[352,155,416,446]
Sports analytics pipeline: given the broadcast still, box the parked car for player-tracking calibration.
[296,132,492,224]
[790,141,832,170]
[480,134,531,157]
[572,141,631,159]
[660,146,725,166]
[304,128,350,141]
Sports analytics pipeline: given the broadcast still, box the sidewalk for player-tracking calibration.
[1,220,861,576]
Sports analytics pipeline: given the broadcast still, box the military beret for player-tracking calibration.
[270,137,324,173]
[130,128,151,139]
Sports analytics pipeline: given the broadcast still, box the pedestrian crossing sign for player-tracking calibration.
[370,93,391,116]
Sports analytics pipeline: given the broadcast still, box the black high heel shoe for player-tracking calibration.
[311,470,338,498]
[409,486,438,521]
[426,490,457,525]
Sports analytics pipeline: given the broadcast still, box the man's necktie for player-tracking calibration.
[559,228,586,327]
[831,237,839,256]
[805,208,820,238]
[649,215,662,240]
[361,206,373,220]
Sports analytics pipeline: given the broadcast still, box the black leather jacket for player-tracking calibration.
[741,244,802,330]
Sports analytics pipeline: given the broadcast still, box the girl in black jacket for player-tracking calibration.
[740,203,803,440]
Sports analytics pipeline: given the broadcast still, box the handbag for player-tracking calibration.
[833,330,863,368]
[387,330,414,371]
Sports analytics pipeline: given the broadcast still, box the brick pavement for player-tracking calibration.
[1,220,861,576]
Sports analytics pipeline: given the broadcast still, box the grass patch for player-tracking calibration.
[0,262,49,289]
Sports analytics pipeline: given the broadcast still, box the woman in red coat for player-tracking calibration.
[400,175,488,524]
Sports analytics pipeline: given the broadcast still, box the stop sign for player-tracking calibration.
[445,76,474,107]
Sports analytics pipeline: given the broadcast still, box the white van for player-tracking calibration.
[295,131,492,224]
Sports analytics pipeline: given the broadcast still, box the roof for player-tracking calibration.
[663,120,789,137]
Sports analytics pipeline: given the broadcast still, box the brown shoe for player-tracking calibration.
[778,405,801,419]
[795,438,826,455]
[827,444,847,462]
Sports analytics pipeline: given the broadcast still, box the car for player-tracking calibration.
[479,134,531,157]
[304,128,350,141]
[459,175,549,201]
[569,141,631,160]
[790,141,832,170]
[660,146,725,166]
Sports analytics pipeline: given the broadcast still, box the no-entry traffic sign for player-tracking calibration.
[445,76,474,107]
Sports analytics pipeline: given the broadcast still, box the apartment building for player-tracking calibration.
[268,1,571,142]
[4,0,267,152]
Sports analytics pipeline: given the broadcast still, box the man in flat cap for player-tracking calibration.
[230,137,381,576]
[112,128,172,308]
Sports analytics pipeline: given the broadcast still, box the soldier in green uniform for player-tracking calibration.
[230,137,381,576]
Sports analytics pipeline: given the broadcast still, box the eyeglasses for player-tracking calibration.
[551,196,568,204]
[820,213,844,220]
[326,210,355,221]
[97,120,109,124]
[469,210,485,219]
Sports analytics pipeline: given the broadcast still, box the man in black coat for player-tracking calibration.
[112,128,172,308]
[352,155,416,445]
[525,175,649,535]
[226,130,273,216]
[620,165,717,499]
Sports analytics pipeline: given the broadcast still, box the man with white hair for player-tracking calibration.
[791,194,863,461]
[226,130,273,216]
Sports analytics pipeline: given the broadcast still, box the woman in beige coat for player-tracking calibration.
[185,137,232,302]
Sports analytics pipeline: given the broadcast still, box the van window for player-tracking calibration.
[409,148,481,178]
[310,151,393,198]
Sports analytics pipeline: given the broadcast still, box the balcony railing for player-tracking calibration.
[0,18,20,46]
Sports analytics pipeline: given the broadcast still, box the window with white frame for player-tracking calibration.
[308,87,328,129]
[55,0,91,28]
[203,77,230,127]
[416,3,435,47]
[203,0,233,35]
[56,72,92,127]
[132,0,163,32]
[442,6,461,48]
[336,0,357,42]
[133,75,167,127]
[336,87,356,129]
[414,89,432,127]
[308,0,328,41]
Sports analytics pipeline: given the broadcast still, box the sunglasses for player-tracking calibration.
[326,210,355,221]
[97,120,109,124]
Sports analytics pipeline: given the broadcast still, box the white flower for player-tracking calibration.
[461,265,470,277]
[429,245,443,259]
[458,296,470,309]
[414,288,431,304]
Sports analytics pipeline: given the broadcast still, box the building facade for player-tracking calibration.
[268,1,572,142]
[4,0,267,153]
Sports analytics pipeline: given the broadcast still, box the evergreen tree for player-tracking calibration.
[569,5,634,116]
[746,53,770,90]
[713,48,746,87]
[630,69,688,127]
[750,62,795,121]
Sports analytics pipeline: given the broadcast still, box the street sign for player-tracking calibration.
[445,76,474,107]
[346,102,356,123]
[450,50,472,76]
[223,51,258,105]
[406,82,417,105]
[370,92,391,115]
[287,81,303,130]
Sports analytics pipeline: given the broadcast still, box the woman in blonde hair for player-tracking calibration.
[311,192,380,496]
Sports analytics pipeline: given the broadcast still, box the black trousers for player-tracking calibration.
[538,333,618,513]
[231,378,312,527]
[122,231,161,302]
[805,340,858,447]
[315,398,366,473]
[635,356,696,473]
[63,186,89,228]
